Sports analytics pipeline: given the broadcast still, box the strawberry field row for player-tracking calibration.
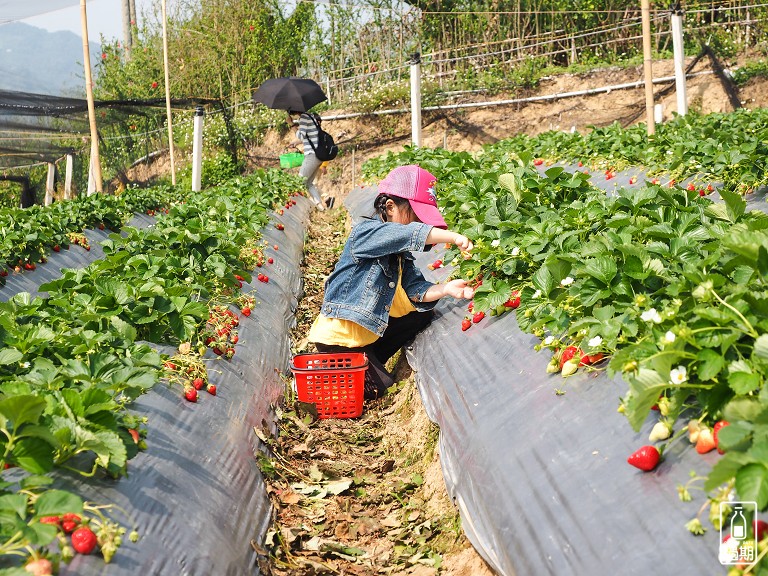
[0,169,305,573]
[362,125,768,571]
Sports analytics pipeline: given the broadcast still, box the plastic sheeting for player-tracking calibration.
[1,203,311,574]
[344,182,728,576]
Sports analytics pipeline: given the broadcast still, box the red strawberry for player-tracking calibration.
[213,347,223,356]
[62,520,78,534]
[128,429,140,444]
[163,361,176,371]
[267,257,274,264]
[62,513,80,524]
[577,161,583,167]
[39,515,61,526]
[627,445,660,471]
[71,526,98,554]
[472,311,485,323]
[206,384,217,396]
[580,352,604,366]
[241,307,251,317]
[273,244,279,251]
[192,377,205,390]
[461,318,472,331]
[98,222,105,230]
[24,263,35,270]
[231,335,239,344]
[261,274,269,283]
[226,348,235,359]
[184,388,198,402]
[275,223,284,230]
[698,189,705,197]
[695,427,716,454]
[427,259,443,270]
[686,182,696,191]
[707,184,714,192]
[503,291,520,308]
[151,81,158,89]
[754,519,768,541]
[559,346,582,370]
[53,245,60,252]
[0,269,7,277]
[713,420,730,453]
[533,158,544,166]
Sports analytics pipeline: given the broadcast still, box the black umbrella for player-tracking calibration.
[252,77,327,113]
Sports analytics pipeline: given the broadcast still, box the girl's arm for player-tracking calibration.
[426,228,474,252]
[421,279,474,302]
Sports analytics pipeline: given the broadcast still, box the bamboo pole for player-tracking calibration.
[80,0,102,193]
[161,0,176,185]
[122,0,132,58]
[641,0,655,135]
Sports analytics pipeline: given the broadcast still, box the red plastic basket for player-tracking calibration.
[290,352,368,419]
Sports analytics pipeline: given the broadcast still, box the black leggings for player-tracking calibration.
[314,310,434,399]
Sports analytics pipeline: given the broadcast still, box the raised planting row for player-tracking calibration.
[0,186,177,282]
[362,131,768,572]
[0,168,306,574]
[487,107,768,195]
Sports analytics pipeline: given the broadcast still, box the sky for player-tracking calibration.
[21,0,155,42]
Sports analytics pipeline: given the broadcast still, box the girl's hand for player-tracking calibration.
[453,233,473,253]
[443,279,474,300]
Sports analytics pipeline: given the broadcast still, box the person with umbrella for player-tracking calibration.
[253,77,333,210]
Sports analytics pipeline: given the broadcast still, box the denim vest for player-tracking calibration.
[319,218,438,336]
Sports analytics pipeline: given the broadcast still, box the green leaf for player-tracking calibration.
[705,453,750,491]
[696,349,726,381]
[735,463,768,509]
[109,316,137,341]
[0,348,23,365]
[724,397,764,422]
[13,437,54,474]
[720,188,747,223]
[531,265,555,298]
[34,489,83,517]
[753,334,768,363]
[0,395,46,428]
[581,256,617,286]
[624,368,668,431]
[717,423,753,452]
[0,493,28,518]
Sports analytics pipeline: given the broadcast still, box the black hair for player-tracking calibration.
[374,193,416,222]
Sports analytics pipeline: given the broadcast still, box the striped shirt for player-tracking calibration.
[296,113,320,155]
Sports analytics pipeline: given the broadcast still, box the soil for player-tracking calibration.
[126,55,767,575]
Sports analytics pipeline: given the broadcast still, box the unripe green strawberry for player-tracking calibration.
[561,358,579,377]
[649,421,671,442]
[545,358,560,373]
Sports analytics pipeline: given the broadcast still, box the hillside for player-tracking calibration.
[0,22,99,96]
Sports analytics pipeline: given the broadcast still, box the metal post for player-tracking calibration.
[191,106,205,192]
[641,0,655,135]
[410,52,422,147]
[671,4,687,116]
[45,163,55,206]
[64,154,73,199]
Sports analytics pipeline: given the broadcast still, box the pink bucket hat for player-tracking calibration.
[378,165,447,229]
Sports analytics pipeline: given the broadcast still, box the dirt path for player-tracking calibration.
[258,207,493,575]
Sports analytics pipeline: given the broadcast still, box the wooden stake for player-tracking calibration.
[641,0,656,135]
[45,163,55,206]
[161,0,176,185]
[80,0,102,192]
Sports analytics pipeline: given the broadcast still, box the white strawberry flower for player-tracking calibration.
[532,290,542,298]
[588,335,602,348]
[663,330,676,344]
[560,276,574,286]
[641,308,662,323]
[543,336,555,345]
[669,365,687,385]
[491,239,500,247]
[511,246,520,256]
[21,362,30,369]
